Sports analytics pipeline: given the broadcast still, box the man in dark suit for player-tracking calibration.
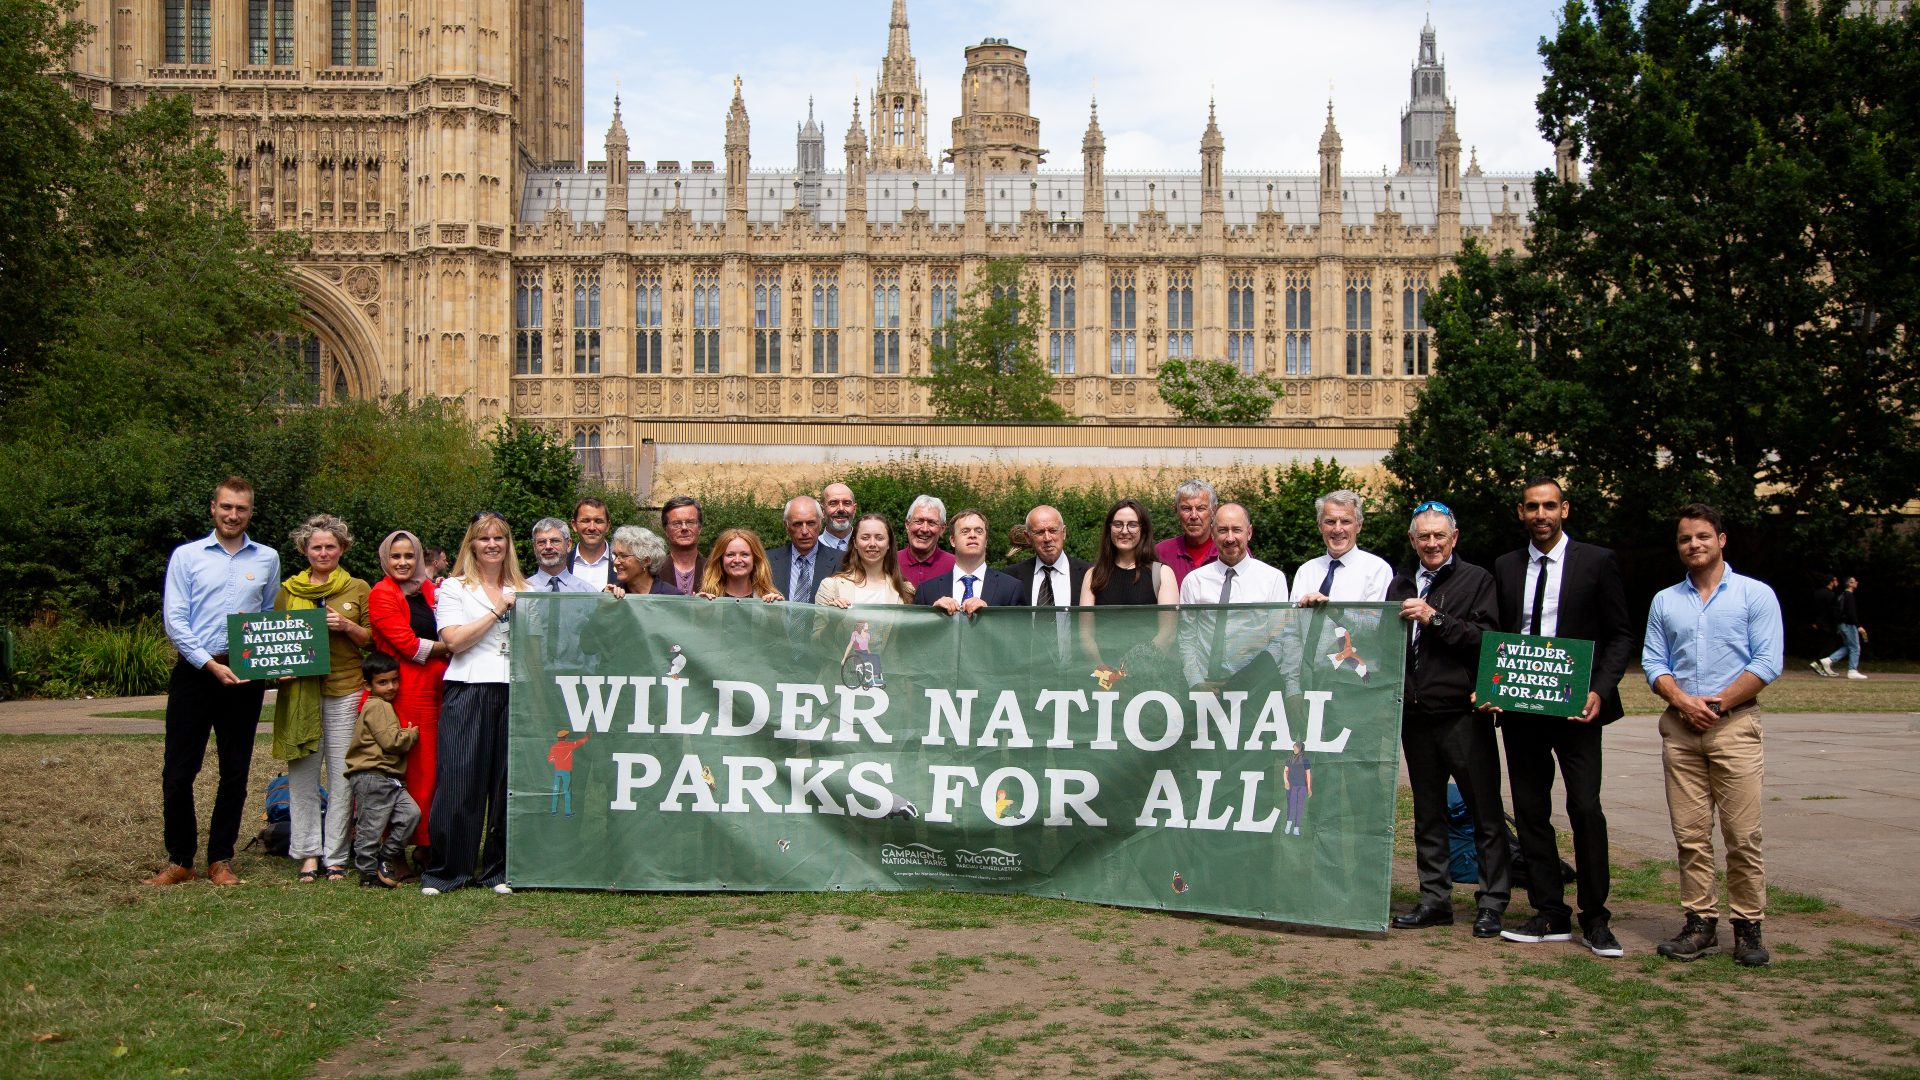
[913,508,1022,613]
[1001,505,1091,606]
[1385,502,1512,940]
[1492,476,1633,958]
[765,495,843,604]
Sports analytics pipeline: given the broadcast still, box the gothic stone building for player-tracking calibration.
[67,1,1548,479]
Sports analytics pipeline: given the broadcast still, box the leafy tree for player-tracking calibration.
[918,259,1069,422]
[1389,0,1920,551]
[485,421,581,562]
[1155,358,1283,424]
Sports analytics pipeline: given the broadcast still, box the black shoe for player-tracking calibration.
[1657,913,1719,961]
[1391,904,1454,929]
[359,871,395,890]
[1472,909,1502,938]
[1500,913,1573,943]
[1730,918,1770,967]
[1581,921,1624,958]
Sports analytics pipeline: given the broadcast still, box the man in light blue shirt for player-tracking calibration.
[147,476,281,888]
[1642,502,1782,968]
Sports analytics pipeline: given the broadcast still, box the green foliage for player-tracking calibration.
[917,260,1070,422]
[5,618,173,698]
[1155,358,1283,424]
[1230,460,1404,572]
[1393,0,1920,552]
[485,420,583,562]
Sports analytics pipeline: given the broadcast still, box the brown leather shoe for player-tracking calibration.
[205,861,241,887]
[141,863,195,887]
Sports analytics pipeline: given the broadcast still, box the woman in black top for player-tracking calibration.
[1079,499,1179,671]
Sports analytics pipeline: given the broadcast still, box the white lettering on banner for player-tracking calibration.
[610,753,660,810]
[720,755,783,813]
[979,691,1035,748]
[775,683,832,741]
[1123,692,1184,752]
[845,761,896,818]
[712,681,770,737]
[1300,690,1351,752]
[659,754,721,812]
[1036,689,1088,748]
[1043,769,1105,827]
[1189,691,1249,750]
[657,678,709,735]
[833,686,891,743]
[926,765,979,821]
[784,757,847,815]
[1135,769,1286,831]
[921,689,978,746]
[556,676,628,733]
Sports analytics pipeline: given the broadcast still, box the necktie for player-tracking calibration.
[1319,558,1342,597]
[1038,564,1055,606]
[1529,554,1550,635]
[961,574,977,601]
[1208,566,1237,679]
[549,576,562,592]
[1413,569,1434,649]
[794,553,812,601]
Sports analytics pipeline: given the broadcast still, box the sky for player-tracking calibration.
[580,0,1567,177]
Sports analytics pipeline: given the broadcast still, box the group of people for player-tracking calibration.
[150,472,1788,967]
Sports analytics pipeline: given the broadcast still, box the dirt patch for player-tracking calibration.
[314,899,1920,1079]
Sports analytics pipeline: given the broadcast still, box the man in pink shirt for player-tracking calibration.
[897,494,956,589]
[1154,478,1219,586]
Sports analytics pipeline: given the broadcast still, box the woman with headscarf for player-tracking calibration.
[366,529,449,872]
[272,513,372,882]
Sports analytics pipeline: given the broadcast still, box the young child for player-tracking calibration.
[344,652,420,888]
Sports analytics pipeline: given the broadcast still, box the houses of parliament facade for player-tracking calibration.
[65,0,1551,475]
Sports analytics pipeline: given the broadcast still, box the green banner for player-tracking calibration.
[506,594,1406,931]
[1475,631,1594,718]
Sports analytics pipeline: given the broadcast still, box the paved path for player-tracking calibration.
[4,691,1917,923]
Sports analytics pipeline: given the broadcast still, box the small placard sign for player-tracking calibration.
[227,608,331,680]
[1475,631,1593,718]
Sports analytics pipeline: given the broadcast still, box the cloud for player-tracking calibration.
[581,0,1557,175]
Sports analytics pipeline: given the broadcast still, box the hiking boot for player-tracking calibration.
[1657,913,1719,961]
[1581,921,1624,958]
[205,860,241,887]
[1500,914,1573,943]
[1731,919,1771,967]
[141,863,194,887]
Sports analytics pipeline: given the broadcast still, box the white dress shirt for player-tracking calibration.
[1027,552,1072,607]
[568,546,611,590]
[949,563,990,604]
[1289,546,1392,603]
[1522,532,1570,636]
[436,576,511,684]
[1179,556,1289,685]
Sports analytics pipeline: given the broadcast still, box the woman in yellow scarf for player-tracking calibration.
[271,514,372,882]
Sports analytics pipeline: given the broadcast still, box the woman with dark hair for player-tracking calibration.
[696,529,784,602]
[366,529,448,870]
[272,513,372,882]
[423,511,528,896]
[1078,499,1179,670]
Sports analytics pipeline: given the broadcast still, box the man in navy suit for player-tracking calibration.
[913,508,1021,613]
[1492,476,1634,959]
[765,495,843,604]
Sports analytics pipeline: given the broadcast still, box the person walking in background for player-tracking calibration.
[366,529,448,875]
[1814,576,1867,679]
[1643,503,1783,966]
[424,511,527,896]
[147,477,280,888]
[272,514,372,883]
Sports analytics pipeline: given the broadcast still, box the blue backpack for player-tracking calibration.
[249,773,327,858]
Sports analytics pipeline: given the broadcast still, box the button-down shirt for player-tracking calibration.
[949,563,991,604]
[1642,563,1783,698]
[819,531,850,553]
[897,545,956,589]
[1155,535,1217,586]
[1179,556,1289,684]
[1290,547,1392,603]
[437,576,511,684]
[1521,533,1570,635]
[163,532,281,669]
[567,546,611,589]
[528,569,596,593]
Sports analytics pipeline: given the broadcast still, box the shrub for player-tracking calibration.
[6,618,175,699]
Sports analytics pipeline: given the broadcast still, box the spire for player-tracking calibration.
[796,96,825,211]
[1202,97,1222,150]
[725,77,749,215]
[800,95,820,137]
[725,75,749,148]
[1082,98,1106,224]
[1319,103,1343,218]
[1200,97,1224,208]
[605,95,628,150]
[870,0,930,170]
[1082,97,1104,153]
[845,94,868,160]
[605,95,629,220]
[1400,15,1449,174]
[1319,101,1342,156]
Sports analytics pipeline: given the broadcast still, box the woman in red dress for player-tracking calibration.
[367,530,449,859]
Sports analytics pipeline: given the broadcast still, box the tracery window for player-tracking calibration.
[1108,271,1137,375]
[1345,273,1372,376]
[1227,271,1255,374]
[1402,273,1432,376]
[633,268,662,374]
[754,269,782,374]
[871,269,900,375]
[929,268,957,357]
[692,269,720,374]
[514,271,544,376]
[811,270,840,374]
[330,0,377,66]
[1166,270,1193,361]
[1048,270,1076,375]
[572,270,601,374]
[1285,270,1312,375]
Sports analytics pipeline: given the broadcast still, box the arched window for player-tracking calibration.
[1048,271,1076,374]
[1226,271,1255,373]
[514,272,543,375]
[811,270,839,373]
[1285,270,1312,375]
[692,269,720,374]
[1402,274,1432,376]
[753,269,782,373]
[1108,273,1136,375]
[1167,270,1194,361]
[634,268,662,374]
[1345,274,1373,376]
[572,271,601,374]
[871,269,900,374]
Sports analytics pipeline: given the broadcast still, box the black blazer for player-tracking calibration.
[1492,539,1634,724]
[912,567,1024,607]
[1386,558,1499,717]
[1000,556,1092,606]
[765,543,843,604]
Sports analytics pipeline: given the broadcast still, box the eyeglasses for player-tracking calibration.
[1412,501,1453,517]
[1110,521,1142,532]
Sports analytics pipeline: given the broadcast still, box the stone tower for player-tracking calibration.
[949,37,1045,172]
[797,98,825,213]
[1398,17,1448,175]
[869,0,931,172]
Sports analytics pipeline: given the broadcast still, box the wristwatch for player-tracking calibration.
[1429,611,1445,629]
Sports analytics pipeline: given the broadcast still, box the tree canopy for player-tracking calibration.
[1388,0,1920,550]
[918,259,1069,422]
[1156,357,1283,424]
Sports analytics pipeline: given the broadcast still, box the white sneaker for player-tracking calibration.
[1811,659,1834,677]
[492,883,514,895]
[1847,670,1867,680]
[420,887,441,896]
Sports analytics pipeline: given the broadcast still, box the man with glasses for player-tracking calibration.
[1385,501,1512,939]
[897,494,955,589]
[660,496,705,597]
[527,519,595,592]
[766,495,843,604]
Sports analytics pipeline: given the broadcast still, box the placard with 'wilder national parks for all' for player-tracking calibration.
[1475,632,1593,718]
[226,608,330,680]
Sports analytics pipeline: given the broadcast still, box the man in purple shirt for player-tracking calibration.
[896,493,955,588]
[1154,478,1218,586]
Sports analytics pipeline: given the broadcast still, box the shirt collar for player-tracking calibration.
[1529,533,1571,562]
[1039,551,1069,573]
[202,531,258,554]
[903,546,945,567]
